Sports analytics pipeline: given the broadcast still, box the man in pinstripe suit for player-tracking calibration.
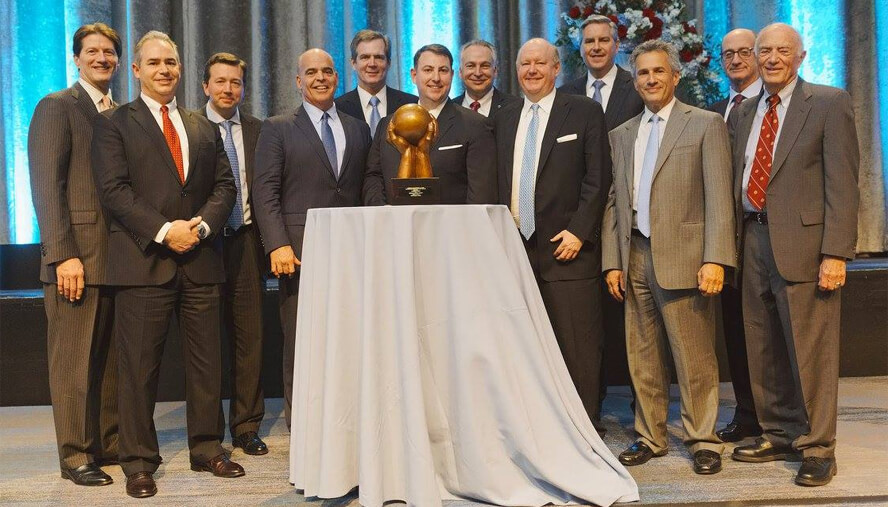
[602,40,735,474]
[27,22,121,486]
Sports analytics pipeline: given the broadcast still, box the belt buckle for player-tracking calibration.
[223,226,236,237]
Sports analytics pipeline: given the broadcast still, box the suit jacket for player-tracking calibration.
[28,82,111,285]
[728,79,859,282]
[452,87,521,119]
[494,91,612,282]
[602,100,736,290]
[335,86,418,125]
[195,107,261,211]
[558,65,644,131]
[91,98,237,286]
[252,105,371,259]
[708,98,729,117]
[363,100,497,205]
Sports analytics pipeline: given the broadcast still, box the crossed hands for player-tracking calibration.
[163,216,203,254]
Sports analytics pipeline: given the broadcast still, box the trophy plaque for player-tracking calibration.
[388,104,441,205]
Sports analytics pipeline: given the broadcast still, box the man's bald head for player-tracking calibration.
[720,28,758,92]
[296,48,338,110]
[516,38,561,102]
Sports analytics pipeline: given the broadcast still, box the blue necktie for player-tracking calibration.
[222,120,244,229]
[518,104,540,240]
[591,79,605,105]
[321,111,338,176]
[636,114,661,238]
[368,96,381,138]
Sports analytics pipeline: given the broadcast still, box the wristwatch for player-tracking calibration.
[197,222,209,240]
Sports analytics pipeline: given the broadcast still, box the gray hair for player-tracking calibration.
[133,30,179,66]
[630,39,680,76]
[460,39,498,67]
[580,15,619,42]
[755,22,805,56]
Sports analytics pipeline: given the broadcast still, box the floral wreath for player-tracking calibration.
[555,0,723,107]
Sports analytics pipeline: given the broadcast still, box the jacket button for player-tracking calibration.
[181,190,187,197]
[336,188,342,194]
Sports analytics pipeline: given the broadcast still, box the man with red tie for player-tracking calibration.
[454,40,519,119]
[92,31,240,498]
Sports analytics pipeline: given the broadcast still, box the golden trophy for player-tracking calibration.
[388,104,440,204]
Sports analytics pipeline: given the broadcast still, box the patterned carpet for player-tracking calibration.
[1,377,886,506]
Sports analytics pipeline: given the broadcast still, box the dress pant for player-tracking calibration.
[115,268,225,475]
[523,233,604,427]
[279,271,301,428]
[625,233,722,454]
[220,224,265,439]
[742,221,840,458]
[44,284,118,469]
[720,283,760,429]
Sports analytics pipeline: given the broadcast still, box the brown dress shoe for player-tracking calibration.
[61,463,113,486]
[126,471,157,498]
[233,431,269,455]
[190,454,245,478]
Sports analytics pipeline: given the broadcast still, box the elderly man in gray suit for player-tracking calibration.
[28,22,121,487]
[729,23,859,487]
[602,39,735,475]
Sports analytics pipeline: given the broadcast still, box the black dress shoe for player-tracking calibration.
[191,454,245,478]
[795,457,837,486]
[732,438,798,463]
[618,441,666,466]
[693,449,722,474]
[60,463,113,486]
[233,431,269,455]
[126,471,157,498]
[716,422,763,443]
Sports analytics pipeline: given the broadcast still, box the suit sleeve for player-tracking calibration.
[601,130,621,272]
[820,90,860,260]
[251,119,293,255]
[701,113,737,268]
[195,125,236,234]
[28,96,78,265]
[568,102,612,243]
[363,118,388,206]
[91,112,170,251]
[465,117,497,204]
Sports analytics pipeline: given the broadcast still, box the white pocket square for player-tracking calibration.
[438,144,464,151]
[556,133,578,143]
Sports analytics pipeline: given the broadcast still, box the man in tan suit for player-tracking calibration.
[28,22,120,487]
[602,39,735,474]
[729,23,859,487]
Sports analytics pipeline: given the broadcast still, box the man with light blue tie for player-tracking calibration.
[198,53,268,456]
[602,40,735,475]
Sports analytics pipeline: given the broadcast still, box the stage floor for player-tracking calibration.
[1,379,886,506]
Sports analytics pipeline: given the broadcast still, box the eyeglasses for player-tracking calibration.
[721,48,754,60]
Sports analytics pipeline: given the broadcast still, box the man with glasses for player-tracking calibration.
[710,29,762,120]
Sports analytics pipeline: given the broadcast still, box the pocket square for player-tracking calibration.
[438,144,464,151]
[556,133,578,143]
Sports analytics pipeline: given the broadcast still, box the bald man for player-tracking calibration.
[710,29,763,120]
[252,49,372,425]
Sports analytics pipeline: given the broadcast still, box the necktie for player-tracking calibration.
[470,100,481,112]
[518,104,540,240]
[636,114,661,238]
[368,96,381,138]
[726,93,746,123]
[747,94,781,210]
[591,79,605,105]
[161,105,185,184]
[321,112,338,176]
[222,120,244,229]
[99,95,112,112]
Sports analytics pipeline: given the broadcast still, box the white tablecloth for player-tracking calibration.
[289,205,639,507]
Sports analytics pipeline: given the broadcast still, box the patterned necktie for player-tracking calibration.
[747,94,781,210]
[636,114,661,238]
[160,105,184,183]
[470,100,481,112]
[99,95,112,112]
[222,120,244,229]
[321,112,338,176]
[369,96,381,138]
[726,93,746,123]
[591,79,605,105]
[518,104,540,240]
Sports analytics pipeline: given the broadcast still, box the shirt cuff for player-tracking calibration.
[199,221,211,239]
[154,222,173,244]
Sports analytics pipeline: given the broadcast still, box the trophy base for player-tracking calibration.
[391,177,441,205]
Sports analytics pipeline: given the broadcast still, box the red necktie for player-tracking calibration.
[470,101,481,112]
[161,105,185,184]
[746,94,780,210]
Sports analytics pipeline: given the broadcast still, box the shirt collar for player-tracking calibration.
[586,63,618,91]
[141,93,177,114]
[205,103,241,125]
[728,78,763,102]
[522,88,557,115]
[79,78,112,106]
[641,96,676,124]
[465,87,495,106]
[303,100,338,124]
[426,100,447,119]
[758,76,797,109]
[357,85,387,107]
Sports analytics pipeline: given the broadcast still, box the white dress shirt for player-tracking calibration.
[78,78,113,111]
[422,100,447,119]
[510,89,556,226]
[724,78,763,120]
[461,87,495,117]
[741,77,797,212]
[633,97,676,211]
[206,104,251,224]
[357,85,388,123]
[303,101,346,175]
[586,64,618,112]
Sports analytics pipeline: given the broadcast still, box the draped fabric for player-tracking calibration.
[1,0,884,252]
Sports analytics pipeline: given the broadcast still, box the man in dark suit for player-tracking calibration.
[453,39,520,118]
[252,49,371,426]
[707,28,763,444]
[91,31,241,498]
[492,38,611,433]
[28,22,120,487]
[559,15,644,131]
[729,23,859,487]
[364,44,496,205]
[198,52,268,456]
[334,30,417,137]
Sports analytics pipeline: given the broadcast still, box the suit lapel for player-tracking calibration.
[653,101,691,177]
[294,106,336,178]
[606,70,631,126]
[72,82,100,120]
[733,98,758,202]
[770,80,811,179]
[180,108,200,185]
[623,116,642,201]
[242,115,260,185]
[500,104,521,192]
[337,112,355,178]
[131,98,182,185]
[433,101,456,147]
[536,92,569,179]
